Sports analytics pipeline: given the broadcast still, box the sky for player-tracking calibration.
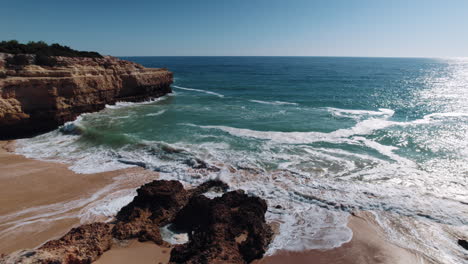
[1,0,468,57]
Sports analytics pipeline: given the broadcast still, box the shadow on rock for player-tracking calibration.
[0,179,272,264]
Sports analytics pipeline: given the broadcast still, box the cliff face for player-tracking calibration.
[0,54,173,139]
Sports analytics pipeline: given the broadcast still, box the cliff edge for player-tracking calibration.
[0,53,173,139]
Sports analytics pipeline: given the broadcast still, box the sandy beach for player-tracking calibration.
[0,141,432,263]
[94,240,171,264]
[0,141,160,255]
[256,211,430,264]
[91,211,429,264]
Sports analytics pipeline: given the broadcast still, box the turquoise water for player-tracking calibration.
[17,57,468,262]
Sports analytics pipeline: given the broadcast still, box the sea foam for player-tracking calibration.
[249,99,298,106]
[173,85,224,98]
[13,105,468,261]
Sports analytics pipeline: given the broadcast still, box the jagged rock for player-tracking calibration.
[0,53,173,139]
[170,190,273,264]
[1,223,112,264]
[112,210,165,245]
[116,180,189,224]
[39,223,113,263]
[188,179,229,197]
[112,180,189,244]
[459,239,468,250]
[0,180,272,264]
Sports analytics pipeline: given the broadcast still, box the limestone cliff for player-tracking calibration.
[0,53,173,139]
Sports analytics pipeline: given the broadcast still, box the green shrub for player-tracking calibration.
[0,40,102,58]
[0,40,22,54]
[6,54,30,66]
[35,54,58,67]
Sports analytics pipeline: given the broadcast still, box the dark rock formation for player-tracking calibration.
[0,180,272,264]
[39,223,113,263]
[0,53,173,139]
[459,239,468,251]
[1,223,112,264]
[187,179,229,197]
[169,190,273,264]
[113,180,189,244]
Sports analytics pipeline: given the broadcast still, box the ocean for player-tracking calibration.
[16,57,468,263]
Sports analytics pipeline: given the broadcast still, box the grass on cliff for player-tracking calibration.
[0,40,102,58]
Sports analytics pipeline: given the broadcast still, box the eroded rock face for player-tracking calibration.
[111,180,231,248]
[113,180,189,244]
[170,190,273,264]
[0,53,173,139]
[1,223,112,264]
[0,180,271,264]
[459,239,468,251]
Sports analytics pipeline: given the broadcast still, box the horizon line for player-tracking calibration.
[114,55,460,59]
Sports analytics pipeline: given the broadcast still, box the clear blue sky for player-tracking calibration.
[2,0,468,57]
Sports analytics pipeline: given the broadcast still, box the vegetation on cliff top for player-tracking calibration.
[1,40,102,67]
[0,40,102,58]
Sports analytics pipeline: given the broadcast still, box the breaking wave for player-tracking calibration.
[173,85,224,98]
[249,99,298,106]
[13,103,468,262]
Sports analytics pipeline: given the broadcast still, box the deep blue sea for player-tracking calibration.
[17,57,468,263]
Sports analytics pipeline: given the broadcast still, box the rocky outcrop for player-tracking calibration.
[0,180,272,264]
[170,190,273,264]
[459,239,468,251]
[0,223,113,264]
[0,53,173,139]
[112,180,189,245]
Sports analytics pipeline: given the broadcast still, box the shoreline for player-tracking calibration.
[1,141,431,263]
[92,212,430,264]
[93,240,171,264]
[256,211,430,264]
[0,140,160,255]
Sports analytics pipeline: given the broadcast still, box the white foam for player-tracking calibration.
[354,137,416,166]
[105,102,136,109]
[79,189,136,223]
[0,180,123,240]
[12,106,468,262]
[196,125,333,144]
[105,95,172,109]
[327,107,395,119]
[195,167,354,254]
[173,85,224,98]
[249,99,298,106]
[195,117,397,145]
[423,112,468,120]
[328,108,468,127]
[266,204,352,253]
[193,107,395,145]
[146,110,166,116]
[160,224,189,245]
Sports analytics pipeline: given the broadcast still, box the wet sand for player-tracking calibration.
[1,140,430,263]
[91,212,429,264]
[0,141,160,255]
[94,240,171,264]
[256,211,430,264]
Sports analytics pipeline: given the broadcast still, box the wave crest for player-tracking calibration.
[173,85,224,98]
[249,99,298,106]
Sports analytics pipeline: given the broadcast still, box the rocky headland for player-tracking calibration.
[0,53,173,139]
[0,180,273,264]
